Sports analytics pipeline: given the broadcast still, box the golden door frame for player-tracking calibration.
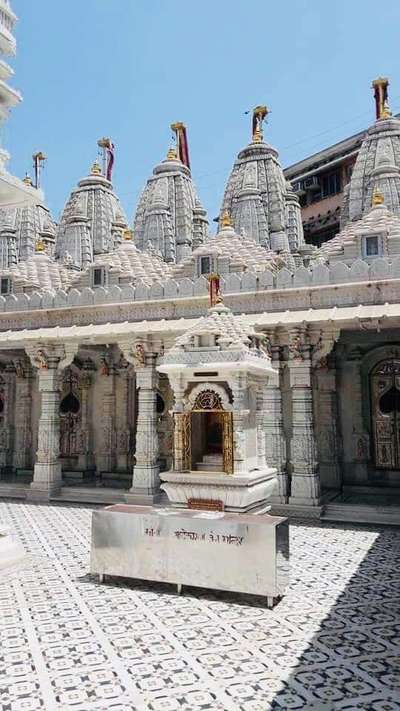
[371,359,400,469]
[179,389,234,474]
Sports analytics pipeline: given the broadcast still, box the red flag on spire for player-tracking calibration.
[105,140,115,181]
[171,122,190,170]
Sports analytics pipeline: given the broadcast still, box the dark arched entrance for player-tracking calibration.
[371,359,400,469]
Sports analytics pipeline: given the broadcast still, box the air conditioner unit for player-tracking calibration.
[304,176,320,191]
[292,181,306,195]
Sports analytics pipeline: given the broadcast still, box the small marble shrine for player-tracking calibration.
[0,1,399,524]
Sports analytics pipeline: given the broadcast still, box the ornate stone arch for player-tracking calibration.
[185,382,232,412]
[360,345,400,432]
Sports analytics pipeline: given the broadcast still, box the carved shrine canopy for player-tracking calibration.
[0,303,400,349]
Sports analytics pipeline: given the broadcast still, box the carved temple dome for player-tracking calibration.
[341,78,400,227]
[5,246,74,292]
[133,140,208,264]
[319,193,400,265]
[70,231,173,289]
[219,107,305,256]
[55,160,128,269]
[171,213,294,280]
[0,197,56,268]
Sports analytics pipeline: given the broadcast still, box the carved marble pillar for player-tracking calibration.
[340,348,368,483]
[116,365,132,471]
[287,336,320,507]
[128,353,161,504]
[98,357,116,473]
[170,375,187,471]
[255,387,267,469]
[0,365,15,469]
[77,365,94,472]
[231,374,248,474]
[13,360,33,471]
[315,361,341,490]
[26,343,77,500]
[265,346,288,504]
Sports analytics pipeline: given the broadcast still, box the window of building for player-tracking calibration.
[0,277,11,295]
[92,267,106,287]
[365,235,379,256]
[200,256,212,275]
[321,170,342,198]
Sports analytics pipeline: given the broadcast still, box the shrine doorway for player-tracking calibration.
[371,359,400,470]
[182,387,233,474]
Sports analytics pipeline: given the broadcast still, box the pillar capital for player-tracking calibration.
[310,328,341,370]
[25,342,78,372]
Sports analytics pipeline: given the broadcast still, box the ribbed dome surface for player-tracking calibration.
[0,201,56,264]
[56,168,128,269]
[341,116,400,227]
[133,152,208,264]
[220,136,305,254]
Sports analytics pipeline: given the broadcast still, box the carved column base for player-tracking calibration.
[289,473,320,507]
[28,462,62,500]
[269,474,289,505]
[127,464,161,504]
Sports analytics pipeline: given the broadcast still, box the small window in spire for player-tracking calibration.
[200,256,212,275]
[366,236,379,256]
[0,277,11,295]
[362,234,382,258]
[92,267,106,287]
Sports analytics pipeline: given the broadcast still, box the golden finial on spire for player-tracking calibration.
[35,238,45,252]
[252,105,269,142]
[221,209,233,228]
[372,186,384,206]
[167,146,177,160]
[90,160,102,175]
[372,77,391,120]
[123,229,133,241]
[23,173,33,186]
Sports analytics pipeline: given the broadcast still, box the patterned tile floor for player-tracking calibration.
[0,501,399,711]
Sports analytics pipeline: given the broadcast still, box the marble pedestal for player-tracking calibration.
[160,467,277,514]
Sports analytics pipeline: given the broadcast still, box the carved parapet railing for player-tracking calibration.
[1,256,400,316]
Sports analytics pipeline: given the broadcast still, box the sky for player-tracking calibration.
[5,0,400,230]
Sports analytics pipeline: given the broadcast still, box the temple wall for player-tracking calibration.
[2,257,400,318]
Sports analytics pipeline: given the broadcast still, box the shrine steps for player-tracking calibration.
[194,453,223,472]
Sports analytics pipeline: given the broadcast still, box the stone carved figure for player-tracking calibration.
[260,336,272,358]
[289,334,303,361]
[34,349,49,370]
[14,360,25,379]
[100,356,110,376]
[132,344,146,368]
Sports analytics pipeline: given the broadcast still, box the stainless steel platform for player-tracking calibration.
[90,505,289,607]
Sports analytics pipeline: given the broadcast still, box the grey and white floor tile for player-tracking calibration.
[0,500,399,710]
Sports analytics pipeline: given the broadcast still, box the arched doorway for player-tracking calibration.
[179,388,233,474]
[371,359,400,469]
